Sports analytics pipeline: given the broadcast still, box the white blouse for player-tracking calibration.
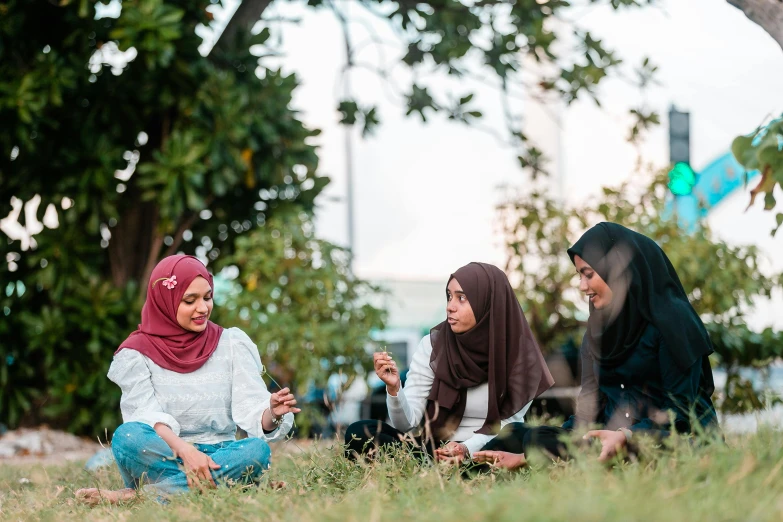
[107,327,293,444]
[387,335,531,457]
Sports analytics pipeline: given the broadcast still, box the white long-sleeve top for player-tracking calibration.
[387,334,531,457]
[107,327,293,444]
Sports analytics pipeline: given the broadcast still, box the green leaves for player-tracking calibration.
[706,321,783,413]
[628,108,660,144]
[362,107,381,137]
[635,56,660,89]
[405,85,436,122]
[774,213,783,236]
[110,0,186,69]
[731,134,759,171]
[136,129,208,226]
[338,100,360,126]
[732,116,783,226]
[312,0,656,179]
[446,93,482,124]
[517,147,548,179]
[338,99,381,137]
[0,0,329,435]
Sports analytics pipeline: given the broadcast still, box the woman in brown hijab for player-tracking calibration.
[344,262,554,463]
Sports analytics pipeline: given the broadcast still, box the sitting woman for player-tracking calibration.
[76,255,300,504]
[475,223,719,469]
[344,262,554,464]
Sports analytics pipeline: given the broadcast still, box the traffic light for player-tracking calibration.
[669,106,690,165]
[668,106,695,195]
[668,162,697,196]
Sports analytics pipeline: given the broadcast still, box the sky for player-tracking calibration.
[203,0,783,287]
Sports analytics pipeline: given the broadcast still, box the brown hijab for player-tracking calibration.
[425,262,554,442]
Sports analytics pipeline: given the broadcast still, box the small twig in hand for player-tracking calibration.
[382,345,393,373]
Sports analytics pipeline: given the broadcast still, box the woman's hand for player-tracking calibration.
[262,387,301,432]
[373,352,400,394]
[153,422,219,490]
[269,387,301,418]
[178,445,221,490]
[434,441,468,465]
[472,450,527,470]
[584,429,627,462]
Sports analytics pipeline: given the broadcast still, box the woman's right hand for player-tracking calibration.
[373,351,400,394]
[178,445,221,490]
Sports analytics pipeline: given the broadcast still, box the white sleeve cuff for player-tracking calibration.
[462,434,493,457]
[254,411,294,442]
[386,387,406,410]
[386,388,417,431]
[386,387,410,422]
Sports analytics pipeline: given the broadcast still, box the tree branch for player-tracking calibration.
[140,229,164,303]
[162,212,200,259]
[212,0,274,55]
[162,195,215,259]
[727,0,783,51]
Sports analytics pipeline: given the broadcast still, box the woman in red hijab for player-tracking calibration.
[76,255,300,505]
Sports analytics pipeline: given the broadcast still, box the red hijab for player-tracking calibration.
[116,255,224,373]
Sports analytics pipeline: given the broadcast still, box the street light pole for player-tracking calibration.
[345,105,355,270]
[337,1,356,272]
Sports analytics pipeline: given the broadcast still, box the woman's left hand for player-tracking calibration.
[434,441,468,465]
[472,450,527,470]
[269,387,302,417]
[584,430,627,462]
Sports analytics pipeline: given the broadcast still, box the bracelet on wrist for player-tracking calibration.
[267,408,283,426]
[459,443,471,460]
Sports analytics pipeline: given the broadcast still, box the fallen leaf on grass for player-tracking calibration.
[727,454,756,485]
[698,455,711,470]
[762,458,783,487]
[662,485,690,499]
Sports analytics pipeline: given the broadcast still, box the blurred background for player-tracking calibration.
[1,0,782,442]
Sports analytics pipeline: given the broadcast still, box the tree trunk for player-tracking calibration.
[727,0,783,51]
[108,194,161,289]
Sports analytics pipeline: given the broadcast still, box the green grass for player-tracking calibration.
[1,429,782,522]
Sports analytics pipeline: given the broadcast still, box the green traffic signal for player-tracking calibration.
[668,162,697,196]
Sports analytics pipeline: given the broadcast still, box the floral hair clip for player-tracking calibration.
[152,275,177,290]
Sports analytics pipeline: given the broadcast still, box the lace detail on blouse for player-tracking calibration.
[108,327,293,444]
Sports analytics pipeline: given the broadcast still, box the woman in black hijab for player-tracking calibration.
[474,223,719,468]
[344,262,554,463]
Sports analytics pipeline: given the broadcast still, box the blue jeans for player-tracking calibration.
[111,422,271,496]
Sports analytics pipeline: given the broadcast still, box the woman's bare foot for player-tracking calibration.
[75,487,136,506]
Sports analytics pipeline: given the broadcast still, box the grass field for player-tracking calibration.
[1,428,781,522]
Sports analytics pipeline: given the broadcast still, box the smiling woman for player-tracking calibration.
[573,255,614,311]
[75,255,301,505]
[475,223,720,469]
[175,276,214,332]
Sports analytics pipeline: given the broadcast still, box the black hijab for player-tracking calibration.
[426,262,554,442]
[567,223,714,386]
